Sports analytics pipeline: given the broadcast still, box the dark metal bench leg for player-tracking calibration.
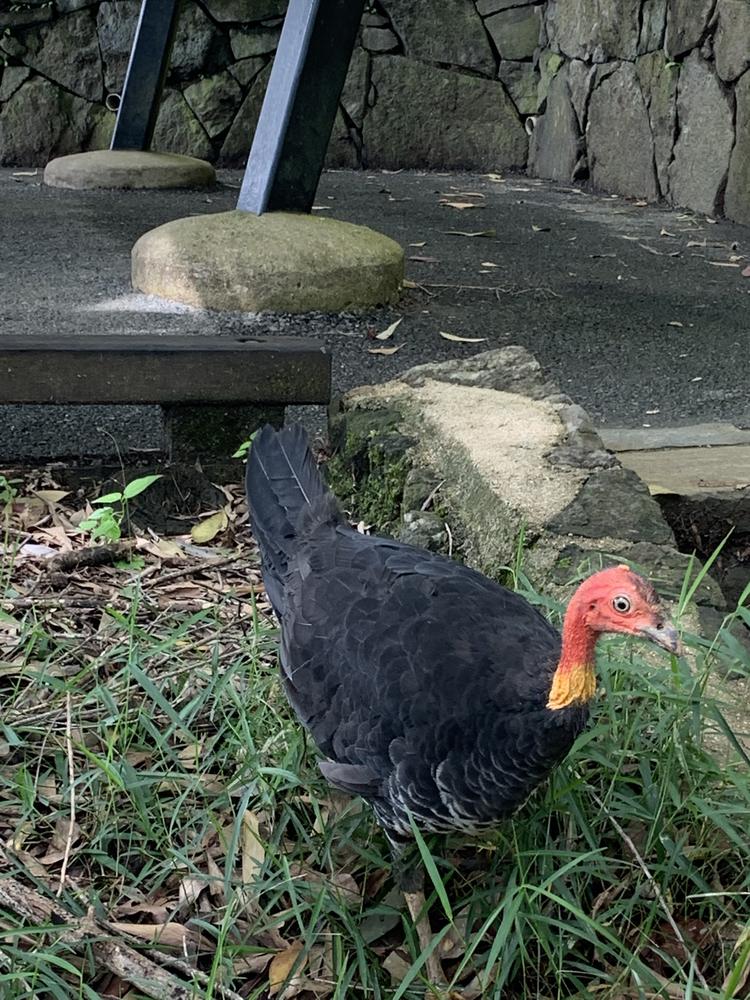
[237,0,366,215]
[110,0,183,152]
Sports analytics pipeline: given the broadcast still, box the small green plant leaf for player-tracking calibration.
[92,491,123,506]
[122,474,162,500]
[80,507,121,542]
[233,429,260,460]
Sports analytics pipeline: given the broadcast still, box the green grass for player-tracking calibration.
[0,497,749,998]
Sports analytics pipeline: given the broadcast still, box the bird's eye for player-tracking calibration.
[612,595,631,614]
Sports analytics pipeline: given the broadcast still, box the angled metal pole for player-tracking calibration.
[237,0,365,215]
[110,0,183,151]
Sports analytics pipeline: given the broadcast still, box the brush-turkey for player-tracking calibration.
[246,424,681,987]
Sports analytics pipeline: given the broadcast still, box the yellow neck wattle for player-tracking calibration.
[546,662,597,711]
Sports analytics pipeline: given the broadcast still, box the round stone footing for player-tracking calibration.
[44,150,216,190]
[131,210,404,313]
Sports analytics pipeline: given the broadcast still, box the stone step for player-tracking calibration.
[612,443,750,496]
[600,422,750,453]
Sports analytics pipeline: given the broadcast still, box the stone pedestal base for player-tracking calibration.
[131,209,404,313]
[44,150,216,190]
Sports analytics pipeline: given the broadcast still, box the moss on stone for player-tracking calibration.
[327,403,415,530]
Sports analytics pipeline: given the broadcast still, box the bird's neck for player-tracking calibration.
[547,597,598,711]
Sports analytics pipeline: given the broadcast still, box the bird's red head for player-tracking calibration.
[547,565,681,710]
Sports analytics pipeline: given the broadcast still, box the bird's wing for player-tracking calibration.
[277,515,565,823]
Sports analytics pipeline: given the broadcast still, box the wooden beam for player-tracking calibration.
[0,335,330,405]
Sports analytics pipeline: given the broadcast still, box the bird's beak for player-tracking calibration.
[639,621,682,655]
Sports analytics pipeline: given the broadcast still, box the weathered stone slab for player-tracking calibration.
[715,0,750,82]
[547,467,674,544]
[362,27,400,53]
[669,52,734,216]
[184,71,242,138]
[498,60,539,115]
[0,65,30,103]
[536,49,565,109]
[638,0,667,53]
[227,57,267,88]
[665,0,714,58]
[588,63,658,201]
[131,210,404,313]
[43,150,216,190]
[617,444,750,496]
[326,347,702,611]
[635,51,678,197]
[477,0,535,13]
[203,0,287,21]
[485,5,543,61]
[545,0,641,61]
[15,8,103,101]
[171,3,228,80]
[0,77,98,165]
[229,25,281,59]
[381,0,496,76]
[529,67,581,181]
[725,70,750,225]
[566,58,596,127]
[219,63,271,165]
[97,0,139,93]
[153,90,213,161]
[340,47,369,127]
[365,56,527,170]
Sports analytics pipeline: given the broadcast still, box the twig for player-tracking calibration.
[47,541,134,574]
[0,864,245,1000]
[1,597,112,609]
[57,691,76,897]
[589,788,710,992]
[148,554,243,587]
[420,480,445,513]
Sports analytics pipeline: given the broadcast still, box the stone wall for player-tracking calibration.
[1,0,748,224]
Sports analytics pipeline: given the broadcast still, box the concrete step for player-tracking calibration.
[600,424,750,496]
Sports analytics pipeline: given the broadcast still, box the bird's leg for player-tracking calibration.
[390,838,448,992]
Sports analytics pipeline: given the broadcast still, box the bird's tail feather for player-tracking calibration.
[246,424,331,614]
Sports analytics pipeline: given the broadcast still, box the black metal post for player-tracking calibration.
[110,0,183,152]
[237,0,365,215]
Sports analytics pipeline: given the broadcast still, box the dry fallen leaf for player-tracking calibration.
[442,229,496,238]
[191,510,228,544]
[667,320,684,327]
[33,490,70,505]
[402,278,418,288]
[408,241,426,247]
[368,344,402,355]
[439,331,487,343]
[531,224,551,232]
[241,809,265,883]
[480,261,499,267]
[375,317,403,340]
[383,950,411,985]
[708,260,740,268]
[269,941,305,996]
[408,255,439,262]
[660,228,676,237]
[439,200,482,210]
[110,921,201,950]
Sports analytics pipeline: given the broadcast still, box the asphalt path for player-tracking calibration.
[1,167,748,461]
